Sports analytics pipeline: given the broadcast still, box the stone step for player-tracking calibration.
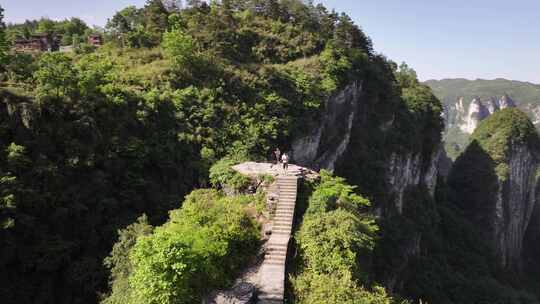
[267,246,287,252]
[259,293,284,301]
[274,213,294,217]
[273,219,293,223]
[266,255,286,261]
[275,208,295,212]
[259,291,284,297]
[273,218,293,223]
[274,211,294,216]
[279,197,296,201]
[277,203,295,207]
[273,217,293,221]
[272,220,292,228]
[275,211,294,215]
[267,243,288,248]
[262,260,286,267]
[272,224,291,229]
[279,196,297,200]
[272,229,291,234]
[272,230,290,235]
[266,253,286,259]
[273,220,293,225]
[276,205,295,209]
[274,209,294,214]
[257,299,283,304]
[266,247,288,252]
[276,207,295,211]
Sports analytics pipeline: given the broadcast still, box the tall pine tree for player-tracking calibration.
[0,6,8,70]
[144,0,169,44]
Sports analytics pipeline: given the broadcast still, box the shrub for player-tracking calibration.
[127,189,260,304]
[292,171,398,303]
[209,157,250,192]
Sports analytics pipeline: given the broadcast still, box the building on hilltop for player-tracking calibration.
[87,34,103,47]
[13,34,60,53]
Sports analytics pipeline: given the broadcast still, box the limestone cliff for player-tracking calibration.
[292,81,442,213]
[494,144,539,268]
[446,95,517,135]
[291,81,361,172]
[449,108,540,269]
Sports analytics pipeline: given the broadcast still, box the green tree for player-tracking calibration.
[0,5,8,70]
[36,18,56,36]
[102,215,153,304]
[127,190,260,304]
[144,0,170,43]
[34,52,78,99]
[161,28,197,68]
[107,6,144,47]
[395,62,419,88]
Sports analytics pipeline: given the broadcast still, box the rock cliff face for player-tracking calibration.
[292,81,441,213]
[449,108,540,270]
[446,95,517,134]
[291,81,361,172]
[494,144,539,268]
[386,149,440,212]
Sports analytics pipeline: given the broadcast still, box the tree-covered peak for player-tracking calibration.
[471,108,540,164]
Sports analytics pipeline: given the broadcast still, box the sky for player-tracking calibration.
[3,0,540,83]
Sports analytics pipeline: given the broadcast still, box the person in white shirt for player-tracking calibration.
[281,153,289,172]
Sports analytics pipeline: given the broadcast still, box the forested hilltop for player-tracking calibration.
[1,1,540,304]
[425,78,540,159]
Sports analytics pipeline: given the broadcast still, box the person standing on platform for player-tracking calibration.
[273,148,281,166]
[281,153,289,173]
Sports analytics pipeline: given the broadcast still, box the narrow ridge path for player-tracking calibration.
[258,175,298,304]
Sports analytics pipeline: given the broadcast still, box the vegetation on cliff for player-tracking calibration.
[0,1,400,302]
[2,1,538,304]
[471,108,540,172]
[291,171,405,304]
[426,78,540,160]
[424,109,540,303]
[102,189,262,304]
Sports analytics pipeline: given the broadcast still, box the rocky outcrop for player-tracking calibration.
[386,148,440,212]
[459,98,490,134]
[450,108,540,270]
[444,95,518,135]
[292,81,441,213]
[494,144,539,269]
[291,81,361,171]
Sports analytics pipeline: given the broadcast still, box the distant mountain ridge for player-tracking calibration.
[425,78,540,158]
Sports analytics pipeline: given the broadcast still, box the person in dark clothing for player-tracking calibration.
[274,148,281,165]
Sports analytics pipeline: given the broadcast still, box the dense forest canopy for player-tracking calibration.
[1,1,539,304]
[0,1,404,303]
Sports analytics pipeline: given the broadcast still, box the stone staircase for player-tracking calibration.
[258,175,298,304]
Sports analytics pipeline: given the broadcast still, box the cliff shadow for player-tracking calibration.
[447,140,499,241]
